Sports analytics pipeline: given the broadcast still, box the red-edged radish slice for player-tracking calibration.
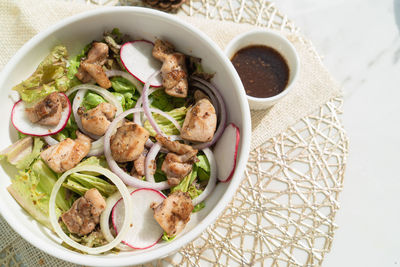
[112,188,166,249]
[120,41,162,87]
[11,93,71,137]
[213,123,240,182]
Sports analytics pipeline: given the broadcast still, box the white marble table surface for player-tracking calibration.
[275,0,400,266]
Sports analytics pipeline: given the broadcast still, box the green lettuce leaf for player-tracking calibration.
[162,231,176,242]
[144,106,187,136]
[63,173,117,198]
[171,165,198,195]
[54,114,78,141]
[7,159,74,229]
[15,138,44,170]
[13,45,70,103]
[195,154,210,182]
[110,76,136,93]
[67,43,91,88]
[62,156,115,197]
[82,92,106,110]
[149,89,186,112]
[193,202,205,213]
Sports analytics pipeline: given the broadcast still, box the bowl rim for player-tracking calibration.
[0,6,251,266]
[224,29,300,104]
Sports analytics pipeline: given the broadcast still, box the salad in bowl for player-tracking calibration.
[0,7,250,266]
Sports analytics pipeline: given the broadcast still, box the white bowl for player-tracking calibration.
[225,29,300,110]
[0,7,251,266]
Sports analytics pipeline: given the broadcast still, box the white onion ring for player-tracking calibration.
[100,189,134,251]
[49,165,133,254]
[104,108,171,190]
[145,142,161,183]
[192,148,217,206]
[105,70,144,94]
[190,77,227,149]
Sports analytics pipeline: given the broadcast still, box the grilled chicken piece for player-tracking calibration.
[40,131,91,173]
[110,122,149,163]
[75,42,111,89]
[155,134,198,185]
[180,99,217,143]
[78,102,117,136]
[194,90,209,102]
[155,134,197,156]
[133,149,147,177]
[61,188,106,236]
[162,152,197,186]
[152,40,188,98]
[151,191,193,237]
[25,92,66,126]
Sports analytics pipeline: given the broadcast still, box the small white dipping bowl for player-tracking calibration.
[225,29,300,110]
[0,7,251,266]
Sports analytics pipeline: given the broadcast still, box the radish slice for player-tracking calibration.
[11,93,71,137]
[120,41,162,87]
[213,123,240,182]
[112,188,166,249]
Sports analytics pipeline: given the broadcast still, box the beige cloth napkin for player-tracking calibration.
[0,0,341,150]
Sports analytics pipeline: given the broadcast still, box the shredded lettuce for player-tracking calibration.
[144,106,187,136]
[13,45,70,103]
[7,159,74,229]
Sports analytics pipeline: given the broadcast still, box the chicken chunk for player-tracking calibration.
[133,149,147,176]
[152,40,188,98]
[162,153,196,186]
[78,102,117,136]
[75,42,111,89]
[155,134,198,185]
[155,134,197,156]
[25,92,66,126]
[194,90,209,102]
[151,191,193,237]
[40,131,91,173]
[61,188,106,236]
[180,99,217,143]
[110,122,149,163]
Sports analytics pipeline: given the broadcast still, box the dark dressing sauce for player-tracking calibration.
[231,45,289,98]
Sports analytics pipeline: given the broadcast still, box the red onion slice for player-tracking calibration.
[189,77,227,149]
[104,108,171,190]
[142,71,164,136]
[133,87,160,126]
[191,82,219,118]
[192,148,217,206]
[144,142,161,183]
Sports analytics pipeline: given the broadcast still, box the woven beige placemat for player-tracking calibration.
[0,0,348,266]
